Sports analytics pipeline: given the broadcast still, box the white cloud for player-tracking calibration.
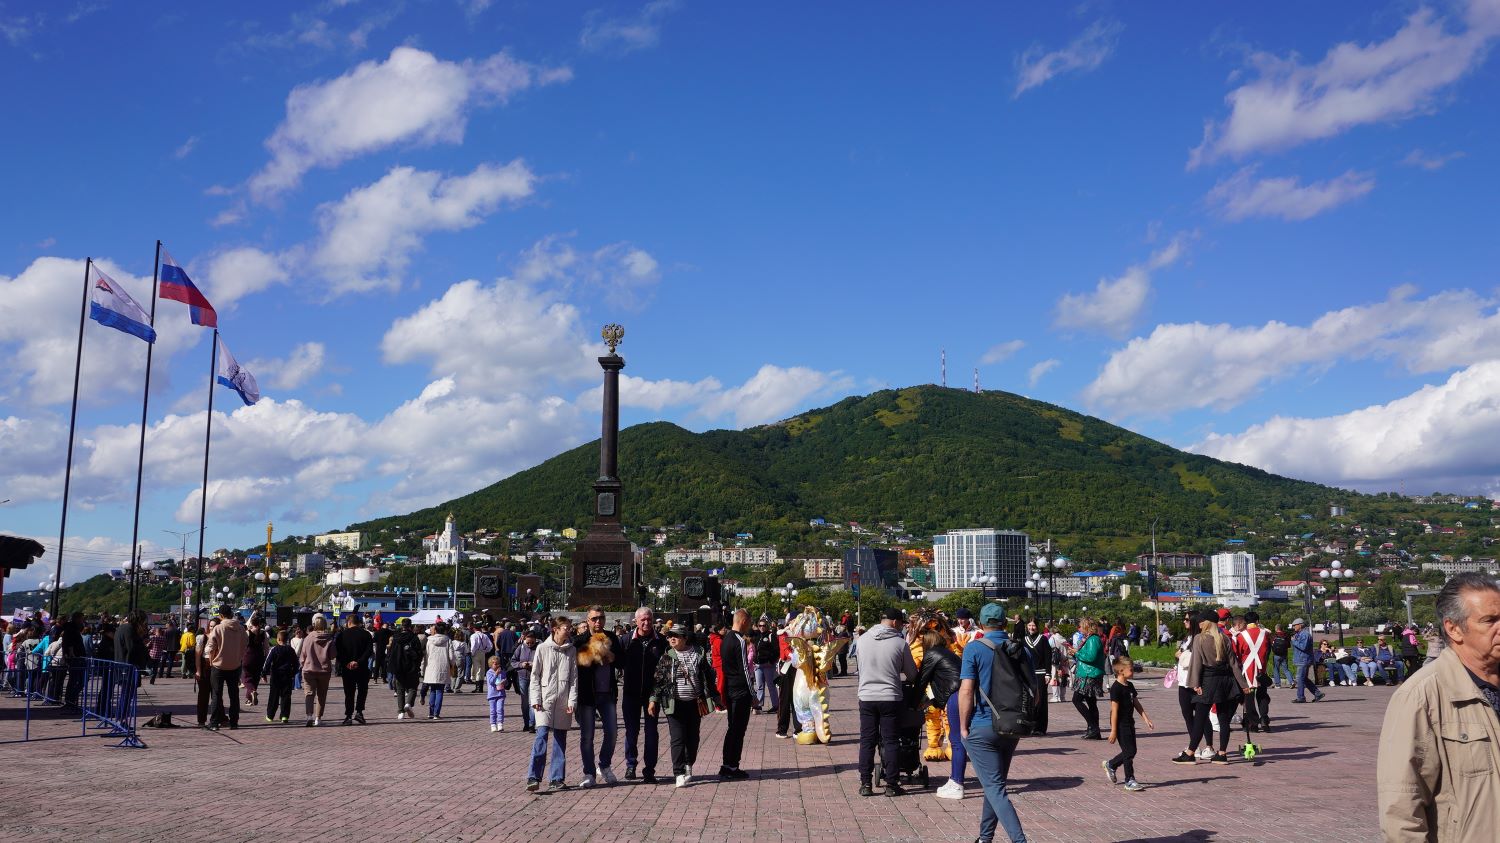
[248,342,327,390]
[1189,3,1500,167]
[513,235,662,307]
[580,0,679,53]
[1206,166,1374,221]
[311,161,536,295]
[696,365,854,428]
[576,373,724,413]
[199,246,289,306]
[980,340,1025,366]
[382,278,598,397]
[1402,148,1466,170]
[1082,286,1500,417]
[1053,235,1188,337]
[248,46,568,200]
[1192,361,1500,492]
[173,135,199,159]
[1014,19,1123,98]
[1028,359,1060,387]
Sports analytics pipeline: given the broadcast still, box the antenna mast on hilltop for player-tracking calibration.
[974,368,979,393]
[941,349,946,387]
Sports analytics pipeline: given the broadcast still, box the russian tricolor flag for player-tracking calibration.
[159,248,217,327]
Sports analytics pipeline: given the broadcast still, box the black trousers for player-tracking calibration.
[210,666,242,726]
[1032,674,1049,734]
[342,669,370,716]
[1177,684,1195,732]
[1188,673,1240,753]
[1108,724,1137,781]
[858,699,902,786]
[835,652,848,676]
[775,668,796,735]
[266,676,293,720]
[666,704,702,776]
[1072,691,1099,734]
[1242,673,1270,729]
[721,693,752,769]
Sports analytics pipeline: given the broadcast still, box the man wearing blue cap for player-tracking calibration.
[959,603,1029,843]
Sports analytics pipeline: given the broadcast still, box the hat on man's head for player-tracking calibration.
[881,606,907,623]
[312,612,327,624]
[1216,608,1232,621]
[978,603,1006,627]
[954,608,974,620]
[665,626,688,639]
[1291,617,1306,627]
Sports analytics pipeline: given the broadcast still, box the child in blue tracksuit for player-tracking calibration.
[485,655,507,732]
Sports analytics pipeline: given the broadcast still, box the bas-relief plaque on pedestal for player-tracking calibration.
[584,563,623,589]
[597,493,616,516]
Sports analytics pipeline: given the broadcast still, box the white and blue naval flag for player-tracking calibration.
[215,335,260,406]
[89,267,156,343]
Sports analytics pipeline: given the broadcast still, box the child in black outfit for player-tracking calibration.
[261,629,299,724]
[1103,656,1154,791]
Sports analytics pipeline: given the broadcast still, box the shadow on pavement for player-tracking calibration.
[1115,830,1218,842]
[1009,775,1084,792]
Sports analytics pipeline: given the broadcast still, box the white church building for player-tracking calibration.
[425,513,465,566]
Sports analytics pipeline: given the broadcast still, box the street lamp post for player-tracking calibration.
[1320,561,1355,645]
[1035,555,1069,624]
[1026,571,1044,621]
[124,555,157,614]
[780,582,798,619]
[969,573,997,602]
[42,576,65,618]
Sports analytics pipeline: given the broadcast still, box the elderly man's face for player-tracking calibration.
[1446,588,1500,667]
[635,610,654,636]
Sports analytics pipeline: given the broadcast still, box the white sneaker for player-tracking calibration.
[490,724,498,732]
[935,780,965,800]
[397,712,405,720]
[579,775,595,788]
[599,767,618,785]
[313,717,321,726]
[1195,747,1213,761]
[497,723,505,732]
[675,774,689,788]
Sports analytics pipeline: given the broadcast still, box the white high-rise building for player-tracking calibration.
[933,528,1030,591]
[425,513,464,567]
[1211,552,1256,595]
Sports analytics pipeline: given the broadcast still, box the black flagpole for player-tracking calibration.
[54,258,92,619]
[127,241,161,614]
[193,329,218,627]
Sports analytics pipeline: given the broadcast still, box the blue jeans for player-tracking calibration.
[966,727,1028,843]
[1270,655,1292,687]
[621,693,659,774]
[515,675,533,728]
[529,725,567,783]
[427,683,446,717]
[577,700,618,775]
[945,692,967,784]
[1294,664,1320,701]
[754,664,779,709]
[293,670,302,691]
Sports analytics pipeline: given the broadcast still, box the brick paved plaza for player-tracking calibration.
[2,667,1383,843]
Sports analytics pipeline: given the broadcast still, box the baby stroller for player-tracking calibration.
[874,685,930,789]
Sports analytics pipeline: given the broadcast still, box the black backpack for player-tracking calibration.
[974,637,1039,738]
[1270,635,1289,657]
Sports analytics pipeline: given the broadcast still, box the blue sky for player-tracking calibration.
[4,0,1500,587]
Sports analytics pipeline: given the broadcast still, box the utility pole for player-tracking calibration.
[1149,517,1161,638]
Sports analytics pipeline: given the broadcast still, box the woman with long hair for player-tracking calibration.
[242,613,268,707]
[1173,611,1247,765]
[1071,618,1106,740]
[1021,619,1052,736]
[916,627,964,799]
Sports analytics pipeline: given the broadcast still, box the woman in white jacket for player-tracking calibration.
[526,616,578,792]
[421,624,454,720]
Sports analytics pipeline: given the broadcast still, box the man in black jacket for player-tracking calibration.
[719,609,755,779]
[334,615,374,725]
[371,619,393,685]
[574,606,624,786]
[619,607,669,783]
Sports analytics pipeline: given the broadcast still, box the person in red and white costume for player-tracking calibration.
[1231,611,1272,733]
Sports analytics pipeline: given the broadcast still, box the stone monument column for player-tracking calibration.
[570,324,638,608]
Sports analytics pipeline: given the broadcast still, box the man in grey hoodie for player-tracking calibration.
[856,606,919,797]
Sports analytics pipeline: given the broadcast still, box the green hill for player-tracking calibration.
[348,385,1346,559]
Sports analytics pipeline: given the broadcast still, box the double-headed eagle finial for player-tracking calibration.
[602,323,625,354]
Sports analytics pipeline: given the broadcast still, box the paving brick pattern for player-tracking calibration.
[1,667,1384,843]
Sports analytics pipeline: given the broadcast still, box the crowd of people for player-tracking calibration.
[7,581,1491,843]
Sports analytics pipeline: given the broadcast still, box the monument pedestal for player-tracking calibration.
[569,340,642,609]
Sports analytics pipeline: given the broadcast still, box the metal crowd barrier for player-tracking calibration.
[80,658,146,748]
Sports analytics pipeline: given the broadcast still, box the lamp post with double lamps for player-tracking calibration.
[1026,571,1045,621]
[1320,561,1355,645]
[780,582,798,620]
[42,576,65,618]
[970,573,997,601]
[123,555,156,614]
[1034,555,1069,624]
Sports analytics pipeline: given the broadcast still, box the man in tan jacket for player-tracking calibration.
[203,605,248,731]
[1377,573,1500,842]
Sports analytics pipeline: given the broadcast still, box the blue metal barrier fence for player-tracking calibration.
[80,658,146,748]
